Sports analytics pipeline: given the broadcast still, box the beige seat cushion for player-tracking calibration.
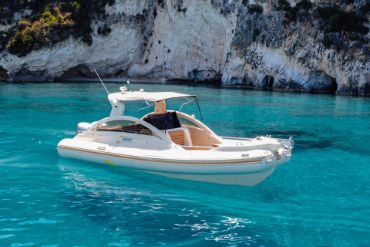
[167,127,192,146]
[169,130,185,146]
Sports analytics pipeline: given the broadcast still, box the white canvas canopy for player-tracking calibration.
[109,91,196,102]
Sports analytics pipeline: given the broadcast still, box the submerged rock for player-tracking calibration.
[0,0,369,96]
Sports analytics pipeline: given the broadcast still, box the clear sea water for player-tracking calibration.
[0,82,369,247]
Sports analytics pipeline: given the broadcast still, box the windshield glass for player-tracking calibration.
[96,119,152,135]
[123,98,202,119]
[123,101,154,117]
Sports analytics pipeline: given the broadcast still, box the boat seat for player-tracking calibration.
[166,127,192,146]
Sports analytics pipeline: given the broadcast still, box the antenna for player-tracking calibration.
[195,98,204,120]
[93,68,110,94]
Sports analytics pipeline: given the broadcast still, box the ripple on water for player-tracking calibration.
[0,228,27,232]
[0,234,15,239]
[10,243,35,247]
[18,218,60,226]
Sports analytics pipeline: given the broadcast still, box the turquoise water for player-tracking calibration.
[0,82,370,246]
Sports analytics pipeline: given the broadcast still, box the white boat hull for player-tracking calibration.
[57,143,285,186]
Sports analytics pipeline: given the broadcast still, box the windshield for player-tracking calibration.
[123,97,202,119]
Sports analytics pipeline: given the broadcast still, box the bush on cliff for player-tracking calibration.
[295,0,312,11]
[4,0,115,56]
[317,5,369,47]
[6,7,74,56]
[277,0,312,22]
[316,6,368,34]
[248,4,263,14]
[97,24,112,36]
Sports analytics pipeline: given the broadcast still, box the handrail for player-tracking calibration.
[181,145,215,150]
[221,136,253,141]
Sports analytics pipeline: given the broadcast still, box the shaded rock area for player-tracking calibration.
[261,76,274,90]
[0,66,8,81]
[273,79,304,93]
[13,68,51,82]
[359,79,370,96]
[188,69,222,84]
[0,0,369,96]
[305,72,337,94]
[58,64,96,80]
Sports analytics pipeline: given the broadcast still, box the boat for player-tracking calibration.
[57,85,293,186]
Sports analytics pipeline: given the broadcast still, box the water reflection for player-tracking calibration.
[58,160,276,246]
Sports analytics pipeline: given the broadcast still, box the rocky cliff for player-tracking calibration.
[0,0,369,96]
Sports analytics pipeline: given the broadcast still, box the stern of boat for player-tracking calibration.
[218,135,293,166]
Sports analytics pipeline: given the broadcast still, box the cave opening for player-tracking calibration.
[330,79,338,95]
[363,83,369,96]
[263,75,274,90]
[58,64,94,80]
[0,66,8,81]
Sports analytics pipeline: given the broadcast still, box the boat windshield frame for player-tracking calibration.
[109,91,203,120]
[109,91,197,102]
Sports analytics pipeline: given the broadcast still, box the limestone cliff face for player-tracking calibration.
[0,0,369,96]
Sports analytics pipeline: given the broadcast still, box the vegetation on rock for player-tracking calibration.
[6,7,74,56]
[276,0,312,22]
[248,4,263,14]
[1,0,115,56]
[97,24,112,36]
[316,6,368,34]
[316,5,369,49]
[273,1,369,49]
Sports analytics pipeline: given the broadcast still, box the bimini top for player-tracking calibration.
[109,89,196,102]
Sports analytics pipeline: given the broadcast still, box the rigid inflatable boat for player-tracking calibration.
[57,86,293,186]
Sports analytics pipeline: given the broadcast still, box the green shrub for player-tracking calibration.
[71,1,81,11]
[6,7,75,56]
[7,31,33,56]
[248,4,263,14]
[317,6,368,34]
[276,0,291,12]
[277,0,297,22]
[277,0,313,22]
[323,33,344,50]
[4,0,116,56]
[18,20,32,29]
[97,24,112,36]
[295,0,312,11]
[41,10,58,25]
[317,5,369,48]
